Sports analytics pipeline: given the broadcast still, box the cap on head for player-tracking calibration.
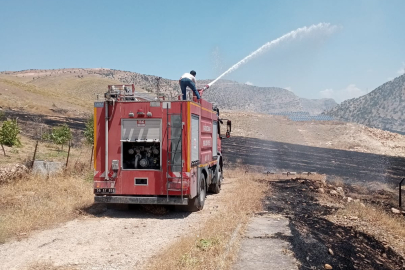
[190,70,196,76]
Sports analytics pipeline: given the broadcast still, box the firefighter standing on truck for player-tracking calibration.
[179,70,200,100]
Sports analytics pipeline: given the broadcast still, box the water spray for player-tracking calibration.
[202,23,336,92]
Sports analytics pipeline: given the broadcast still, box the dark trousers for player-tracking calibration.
[180,78,200,100]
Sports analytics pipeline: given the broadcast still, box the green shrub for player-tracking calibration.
[41,132,51,142]
[84,115,94,145]
[0,119,21,147]
[44,124,72,149]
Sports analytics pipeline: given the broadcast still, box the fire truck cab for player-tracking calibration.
[93,84,231,211]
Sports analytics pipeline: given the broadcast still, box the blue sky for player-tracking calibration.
[1,0,404,102]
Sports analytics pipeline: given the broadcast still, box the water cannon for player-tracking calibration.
[197,85,210,97]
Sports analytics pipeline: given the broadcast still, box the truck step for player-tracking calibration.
[167,188,185,192]
[167,162,183,166]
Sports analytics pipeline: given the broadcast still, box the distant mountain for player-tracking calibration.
[200,80,337,115]
[326,74,405,133]
[89,70,338,115]
[0,68,337,116]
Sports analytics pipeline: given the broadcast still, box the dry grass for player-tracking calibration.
[328,186,405,257]
[328,176,345,187]
[28,262,77,270]
[262,173,326,182]
[148,168,268,270]
[0,75,120,111]
[0,168,93,243]
[336,202,405,239]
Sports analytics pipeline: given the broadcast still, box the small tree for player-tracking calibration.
[84,115,94,145]
[0,119,21,147]
[50,124,72,150]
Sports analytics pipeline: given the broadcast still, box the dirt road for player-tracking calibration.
[0,181,232,270]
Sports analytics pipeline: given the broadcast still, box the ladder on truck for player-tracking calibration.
[166,103,184,201]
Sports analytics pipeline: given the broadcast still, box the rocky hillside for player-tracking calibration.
[327,74,405,133]
[0,68,336,116]
[201,80,337,115]
[87,69,338,114]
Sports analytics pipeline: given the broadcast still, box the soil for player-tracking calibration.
[265,178,405,270]
[221,110,405,158]
[223,135,405,188]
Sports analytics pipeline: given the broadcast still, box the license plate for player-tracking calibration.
[94,188,115,194]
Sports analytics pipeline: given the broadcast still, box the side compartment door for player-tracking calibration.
[191,115,199,163]
[212,121,218,157]
[190,115,199,198]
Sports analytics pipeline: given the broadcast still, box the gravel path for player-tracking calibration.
[234,214,298,270]
[0,182,232,270]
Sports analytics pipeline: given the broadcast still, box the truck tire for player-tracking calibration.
[209,165,222,194]
[187,174,206,212]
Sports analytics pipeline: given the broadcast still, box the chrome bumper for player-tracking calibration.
[94,195,188,205]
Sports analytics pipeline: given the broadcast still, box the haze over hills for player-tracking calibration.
[327,74,405,133]
[0,68,337,117]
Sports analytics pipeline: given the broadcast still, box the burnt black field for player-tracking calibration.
[222,135,405,186]
[265,179,405,270]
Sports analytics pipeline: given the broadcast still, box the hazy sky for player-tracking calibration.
[1,0,404,102]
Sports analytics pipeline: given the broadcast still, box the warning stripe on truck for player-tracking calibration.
[93,106,97,170]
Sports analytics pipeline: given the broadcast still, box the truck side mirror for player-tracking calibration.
[225,120,232,138]
[219,118,232,139]
[226,120,231,134]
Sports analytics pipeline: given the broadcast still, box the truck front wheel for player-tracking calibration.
[187,174,206,212]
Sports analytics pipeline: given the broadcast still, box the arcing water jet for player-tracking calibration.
[205,23,337,90]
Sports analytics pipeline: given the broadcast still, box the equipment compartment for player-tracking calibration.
[122,142,161,170]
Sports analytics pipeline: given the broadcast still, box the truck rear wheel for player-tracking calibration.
[209,165,222,194]
[187,174,206,212]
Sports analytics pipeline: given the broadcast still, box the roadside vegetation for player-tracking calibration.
[0,114,95,244]
[0,113,93,166]
[42,124,72,150]
[0,156,94,244]
[148,167,268,270]
[0,117,21,156]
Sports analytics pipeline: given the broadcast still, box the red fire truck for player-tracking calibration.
[93,84,231,211]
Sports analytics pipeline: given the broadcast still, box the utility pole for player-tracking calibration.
[155,77,161,97]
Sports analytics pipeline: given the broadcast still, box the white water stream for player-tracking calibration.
[208,23,337,87]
